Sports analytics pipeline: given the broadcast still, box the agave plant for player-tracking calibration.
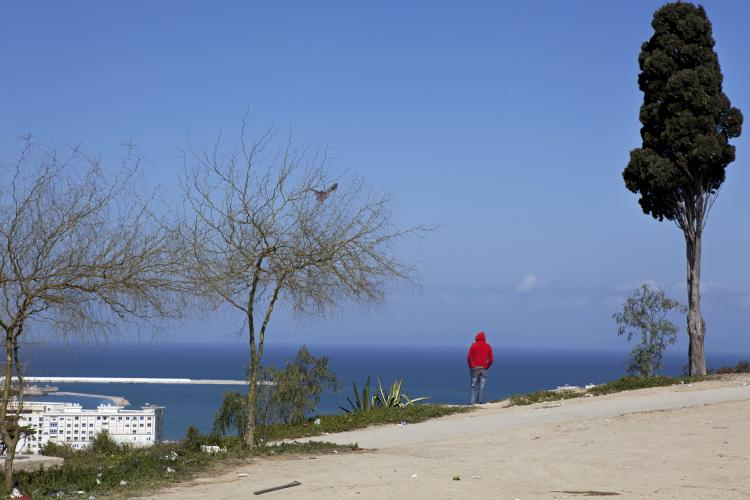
[373,378,429,408]
[341,377,430,413]
[339,376,375,413]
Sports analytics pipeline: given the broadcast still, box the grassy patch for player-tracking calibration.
[15,435,355,499]
[259,404,470,442]
[506,374,714,407]
[508,389,582,406]
[13,404,462,498]
[256,440,358,456]
[588,375,711,395]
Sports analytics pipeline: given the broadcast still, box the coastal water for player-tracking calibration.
[22,343,748,440]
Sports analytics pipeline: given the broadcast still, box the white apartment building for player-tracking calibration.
[15,401,164,454]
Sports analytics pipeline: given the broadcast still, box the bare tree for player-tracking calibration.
[178,123,421,447]
[0,138,183,491]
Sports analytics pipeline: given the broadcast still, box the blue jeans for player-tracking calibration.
[469,368,487,404]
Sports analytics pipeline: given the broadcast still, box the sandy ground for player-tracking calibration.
[137,374,750,499]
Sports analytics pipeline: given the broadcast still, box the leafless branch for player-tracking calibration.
[176,122,426,446]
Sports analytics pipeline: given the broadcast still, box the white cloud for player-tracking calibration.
[516,273,545,293]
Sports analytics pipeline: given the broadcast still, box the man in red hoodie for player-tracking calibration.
[467,331,493,404]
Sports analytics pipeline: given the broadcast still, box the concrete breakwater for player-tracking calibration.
[11,377,271,385]
[14,377,248,385]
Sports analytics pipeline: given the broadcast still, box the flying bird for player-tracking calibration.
[312,182,338,202]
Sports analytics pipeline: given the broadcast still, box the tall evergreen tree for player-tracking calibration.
[623,3,742,375]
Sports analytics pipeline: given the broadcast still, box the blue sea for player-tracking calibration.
[22,343,749,440]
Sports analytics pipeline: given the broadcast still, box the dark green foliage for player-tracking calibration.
[614,284,685,377]
[623,2,742,221]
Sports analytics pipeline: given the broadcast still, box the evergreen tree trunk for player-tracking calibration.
[686,232,707,376]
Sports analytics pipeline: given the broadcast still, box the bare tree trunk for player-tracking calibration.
[245,354,258,448]
[2,331,18,493]
[685,233,706,376]
[2,335,13,493]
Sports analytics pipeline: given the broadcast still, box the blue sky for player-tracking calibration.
[2,1,749,353]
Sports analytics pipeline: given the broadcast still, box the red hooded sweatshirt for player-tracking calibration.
[467,331,493,369]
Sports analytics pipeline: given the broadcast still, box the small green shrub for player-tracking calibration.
[183,425,204,451]
[212,391,248,441]
[613,284,685,378]
[90,430,122,455]
[264,346,339,425]
[214,346,339,443]
[40,441,76,459]
[711,360,750,374]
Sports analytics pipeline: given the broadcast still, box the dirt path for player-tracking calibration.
[137,375,750,499]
